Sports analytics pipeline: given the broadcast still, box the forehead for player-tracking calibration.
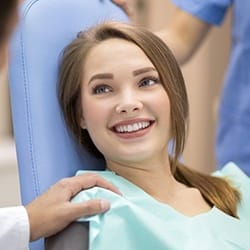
[83,38,155,73]
[93,37,141,51]
[87,38,150,62]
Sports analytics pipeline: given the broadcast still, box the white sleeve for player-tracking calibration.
[0,206,30,250]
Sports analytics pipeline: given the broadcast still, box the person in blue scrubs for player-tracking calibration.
[116,0,250,175]
[46,22,250,250]
[157,1,250,175]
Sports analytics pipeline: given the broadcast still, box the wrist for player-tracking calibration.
[25,203,39,241]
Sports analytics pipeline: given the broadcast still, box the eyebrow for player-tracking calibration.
[133,67,156,76]
[88,67,157,85]
[88,73,113,85]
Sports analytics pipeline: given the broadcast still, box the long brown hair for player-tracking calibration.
[0,0,18,45]
[58,22,240,218]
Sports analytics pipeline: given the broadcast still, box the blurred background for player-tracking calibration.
[0,0,231,206]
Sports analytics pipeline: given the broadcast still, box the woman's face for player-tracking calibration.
[80,38,171,165]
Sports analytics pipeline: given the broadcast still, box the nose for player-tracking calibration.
[115,93,143,115]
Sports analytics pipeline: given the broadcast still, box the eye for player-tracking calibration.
[138,77,160,87]
[92,85,112,95]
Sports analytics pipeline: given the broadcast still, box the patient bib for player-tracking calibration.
[71,163,250,250]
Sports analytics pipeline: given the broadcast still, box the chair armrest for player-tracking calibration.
[45,222,89,250]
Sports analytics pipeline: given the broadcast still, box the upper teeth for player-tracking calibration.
[115,121,150,133]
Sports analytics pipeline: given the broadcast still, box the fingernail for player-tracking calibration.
[101,200,110,211]
[116,189,123,196]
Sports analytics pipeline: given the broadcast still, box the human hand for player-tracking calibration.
[25,173,121,241]
[112,0,135,20]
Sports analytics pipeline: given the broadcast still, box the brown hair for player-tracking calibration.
[58,22,240,218]
[0,0,18,45]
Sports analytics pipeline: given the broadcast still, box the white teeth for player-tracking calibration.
[115,121,151,133]
[142,122,148,128]
[128,125,133,132]
[133,123,139,131]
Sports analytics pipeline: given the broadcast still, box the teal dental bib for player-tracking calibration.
[71,163,250,250]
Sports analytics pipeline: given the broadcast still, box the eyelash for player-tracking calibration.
[92,84,111,95]
[138,76,160,87]
[91,76,160,95]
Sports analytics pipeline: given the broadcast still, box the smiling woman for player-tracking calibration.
[48,22,250,250]
[80,38,171,164]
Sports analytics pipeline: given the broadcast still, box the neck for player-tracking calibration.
[106,155,183,202]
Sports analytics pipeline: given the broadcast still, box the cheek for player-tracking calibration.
[154,92,172,129]
[82,99,108,128]
[152,91,170,114]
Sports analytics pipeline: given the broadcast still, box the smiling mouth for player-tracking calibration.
[112,120,155,134]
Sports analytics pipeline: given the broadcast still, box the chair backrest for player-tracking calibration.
[9,0,128,249]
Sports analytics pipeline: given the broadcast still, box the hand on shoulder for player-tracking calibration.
[25,173,121,241]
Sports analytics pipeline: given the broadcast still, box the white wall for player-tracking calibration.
[0,67,21,206]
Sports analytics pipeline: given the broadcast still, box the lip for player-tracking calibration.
[109,118,155,139]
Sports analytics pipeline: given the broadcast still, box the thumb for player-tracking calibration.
[70,199,111,219]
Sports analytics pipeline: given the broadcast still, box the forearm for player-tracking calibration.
[0,206,29,250]
[156,7,211,65]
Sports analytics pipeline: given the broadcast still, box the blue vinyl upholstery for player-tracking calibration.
[9,0,128,249]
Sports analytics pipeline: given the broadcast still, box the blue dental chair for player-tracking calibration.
[9,0,128,249]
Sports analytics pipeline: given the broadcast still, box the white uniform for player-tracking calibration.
[0,206,29,250]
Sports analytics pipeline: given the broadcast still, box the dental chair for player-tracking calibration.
[9,0,128,249]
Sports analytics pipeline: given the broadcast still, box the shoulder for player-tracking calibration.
[212,162,249,187]
[213,162,250,219]
[75,169,126,187]
[172,0,230,25]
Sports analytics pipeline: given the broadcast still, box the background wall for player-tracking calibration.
[0,66,20,206]
[0,0,231,206]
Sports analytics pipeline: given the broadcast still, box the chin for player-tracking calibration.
[118,152,152,163]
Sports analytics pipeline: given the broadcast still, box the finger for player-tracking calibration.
[77,173,122,194]
[70,199,111,219]
[57,174,122,198]
[83,174,122,194]
[112,0,134,19]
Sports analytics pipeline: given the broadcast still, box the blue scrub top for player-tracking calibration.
[172,0,250,175]
[72,163,250,250]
